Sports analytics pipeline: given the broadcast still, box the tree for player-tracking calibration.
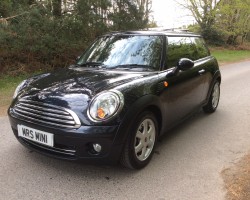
[0,0,12,17]
[52,0,62,17]
[218,0,250,45]
[110,0,151,30]
[136,0,152,24]
[0,0,154,75]
[177,0,250,45]
[177,0,222,42]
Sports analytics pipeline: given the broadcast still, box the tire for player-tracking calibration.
[203,81,220,113]
[120,111,158,169]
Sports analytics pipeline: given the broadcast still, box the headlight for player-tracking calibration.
[88,90,124,122]
[13,80,27,99]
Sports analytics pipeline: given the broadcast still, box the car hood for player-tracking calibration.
[16,68,149,125]
[23,67,147,96]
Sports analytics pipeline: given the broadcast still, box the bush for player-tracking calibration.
[0,7,98,75]
[0,0,151,76]
[188,24,225,46]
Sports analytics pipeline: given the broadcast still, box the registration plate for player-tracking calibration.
[17,125,54,147]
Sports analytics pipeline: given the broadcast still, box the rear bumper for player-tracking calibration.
[8,113,124,164]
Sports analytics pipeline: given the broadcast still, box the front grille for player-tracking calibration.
[13,99,81,129]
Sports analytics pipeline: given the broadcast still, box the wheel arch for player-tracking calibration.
[144,105,162,135]
[216,75,221,83]
[205,70,221,101]
[113,94,163,145]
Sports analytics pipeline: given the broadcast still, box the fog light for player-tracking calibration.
[93,143,102,153]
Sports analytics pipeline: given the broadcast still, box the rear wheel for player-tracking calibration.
[120,111,158,169]
[203,81,220,113]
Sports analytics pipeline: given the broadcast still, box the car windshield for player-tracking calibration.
[76,35,163,71]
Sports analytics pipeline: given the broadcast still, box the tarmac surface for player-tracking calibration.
[1,61,250,200]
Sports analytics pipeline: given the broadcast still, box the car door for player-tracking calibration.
[159,36,207,127]
[192,37,214,102]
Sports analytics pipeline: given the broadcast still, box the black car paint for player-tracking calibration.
[8,31,221,164]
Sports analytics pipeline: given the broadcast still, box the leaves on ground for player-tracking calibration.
[222,153,250,200]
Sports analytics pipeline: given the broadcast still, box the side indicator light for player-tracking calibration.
[164,81,169,87]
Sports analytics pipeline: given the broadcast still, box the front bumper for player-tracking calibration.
[8,113,124,164]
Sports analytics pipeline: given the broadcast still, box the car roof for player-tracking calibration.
[104,29,201,37]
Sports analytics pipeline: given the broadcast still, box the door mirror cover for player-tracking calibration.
[177,58,194,71]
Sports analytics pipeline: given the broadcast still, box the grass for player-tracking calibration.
[211,49,250,64]
[0,74,32,116]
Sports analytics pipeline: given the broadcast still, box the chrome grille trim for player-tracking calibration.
[15,105,73,120]
[13,99,81,129]
[19,102,69,115]
[22,138,76,156]
[15,108,75,124]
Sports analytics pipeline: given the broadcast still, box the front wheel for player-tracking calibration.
[203,81,220,113]
[120,111,158,169]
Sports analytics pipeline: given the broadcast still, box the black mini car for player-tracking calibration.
[8,30,221,169]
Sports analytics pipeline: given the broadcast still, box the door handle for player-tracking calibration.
[198,69,205,74]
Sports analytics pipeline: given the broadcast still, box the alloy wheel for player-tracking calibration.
[212,82,220,109]
[134,119,156,161]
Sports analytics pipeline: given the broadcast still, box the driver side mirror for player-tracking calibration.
[177,58,194,71]
[167,58,194,77]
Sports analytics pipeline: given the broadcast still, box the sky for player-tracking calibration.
[151,0,195,28]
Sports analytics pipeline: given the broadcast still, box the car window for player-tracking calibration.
[77,35,163,71]
[191,37,210,59]
[166,36,197,68]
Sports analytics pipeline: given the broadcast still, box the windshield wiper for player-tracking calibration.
[109,64,153,71]
[76,62,108,69]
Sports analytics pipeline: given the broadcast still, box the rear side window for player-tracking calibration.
[191,37,210,58]
[166,37,197,68]
[166,36,210,68]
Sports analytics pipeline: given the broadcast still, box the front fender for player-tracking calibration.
[113,94,163,145]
